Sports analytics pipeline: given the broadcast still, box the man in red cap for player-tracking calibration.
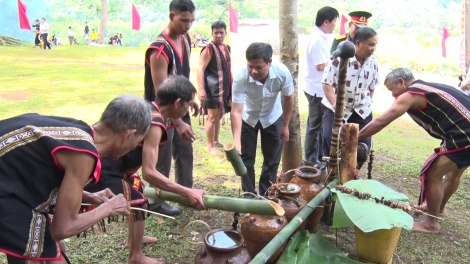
[330,11,372,53]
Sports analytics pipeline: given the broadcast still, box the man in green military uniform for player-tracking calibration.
[330,11,372,53]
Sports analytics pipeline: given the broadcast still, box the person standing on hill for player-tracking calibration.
[84,22,90,45]
[143,0,199,216]
[32,19,41,47]
[91,29,98,44]
[67,26,74,45]
[303,6,339,168]
[197,21,232,156]
[40,18,51,50]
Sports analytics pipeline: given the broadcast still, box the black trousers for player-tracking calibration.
[41,33,51,49]
[304,92,323,164]
[241,116,284,196]
[150,115,194,206]
[322,106,372,161]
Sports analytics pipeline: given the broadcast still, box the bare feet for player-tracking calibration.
[214,142,224,148]
[124,236,158,247]
[207,147,224,156]
[128,255,164,264]
[412,220,440,234]
[413,204,445,216]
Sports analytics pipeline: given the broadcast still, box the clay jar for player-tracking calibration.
[290,166,325,233]
[240,213,288,264]
[275,183,306,231]
[195,229,251,264]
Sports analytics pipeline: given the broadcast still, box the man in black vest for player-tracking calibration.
[144,0,199,216]
[197,21,232,155]
[0,95,151,263]
[359,68,470,234]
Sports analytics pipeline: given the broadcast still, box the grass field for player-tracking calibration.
[0,45,469,264]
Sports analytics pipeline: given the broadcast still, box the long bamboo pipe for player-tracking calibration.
[249,179,339,264]
[327,41,356,180]
[143,188,285,216]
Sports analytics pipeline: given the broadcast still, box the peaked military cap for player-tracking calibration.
[348,11,372,27]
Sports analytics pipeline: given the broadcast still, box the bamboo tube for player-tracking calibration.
[143,188,285,216]
[248,179,339,264]
[340,123,359,184]
[224,143,247,176]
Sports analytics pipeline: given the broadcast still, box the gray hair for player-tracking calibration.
[384,68,415,85]
[99,95,152,136]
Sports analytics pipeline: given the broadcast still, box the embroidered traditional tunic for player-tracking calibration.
[407,80,470,151]
[0,114,100,261]
[201,42,232,113]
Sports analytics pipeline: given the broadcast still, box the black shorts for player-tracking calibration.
[444,147,470,168]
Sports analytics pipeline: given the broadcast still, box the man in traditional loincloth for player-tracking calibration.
[0,95,152,263]
[359,68,470,234]
[144,0,199,216]
[85,76,207,264]
[197,21,232,155]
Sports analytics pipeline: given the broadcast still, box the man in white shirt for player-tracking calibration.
[67,26,74,45]
[322,27,379,166]
[40,18,51,50]
[303,6,338,167]
[231,43,294,196]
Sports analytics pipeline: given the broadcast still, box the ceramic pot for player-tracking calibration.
[195,229,251,264]
[275,183,306,231]
[240,213,287,264]
[290,166,325,233]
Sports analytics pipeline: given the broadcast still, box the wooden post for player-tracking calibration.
[340,123,359,184]
[327,58,349,179]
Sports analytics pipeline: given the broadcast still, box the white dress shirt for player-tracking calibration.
[232,62,295,128]
[304,26,329,97]
[321,55,380,120]
[40,22,49,34]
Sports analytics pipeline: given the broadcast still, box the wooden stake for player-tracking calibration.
[340,123,359,184]
[327,58,349,179]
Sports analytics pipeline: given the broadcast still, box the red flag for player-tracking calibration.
[442,26,450,58]
[132,3,141,31]
[229,3,238,33]
[18,0,31,30]
[339,14,348,36]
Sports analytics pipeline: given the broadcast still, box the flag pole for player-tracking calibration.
[21,30,23,46]
[132,31,134,47]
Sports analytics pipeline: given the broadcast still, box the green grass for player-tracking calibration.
[1,45,469,264]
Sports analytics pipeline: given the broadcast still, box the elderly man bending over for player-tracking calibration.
[359,68,470,233]
[0,95,152,263]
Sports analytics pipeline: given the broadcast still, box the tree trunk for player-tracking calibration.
[279,0,302,182]
[98,0,108,44]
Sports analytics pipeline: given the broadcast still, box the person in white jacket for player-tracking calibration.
[67,26,74,45]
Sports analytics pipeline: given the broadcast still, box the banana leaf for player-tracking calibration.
[276,231,368,264]
[331,179,413,232]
